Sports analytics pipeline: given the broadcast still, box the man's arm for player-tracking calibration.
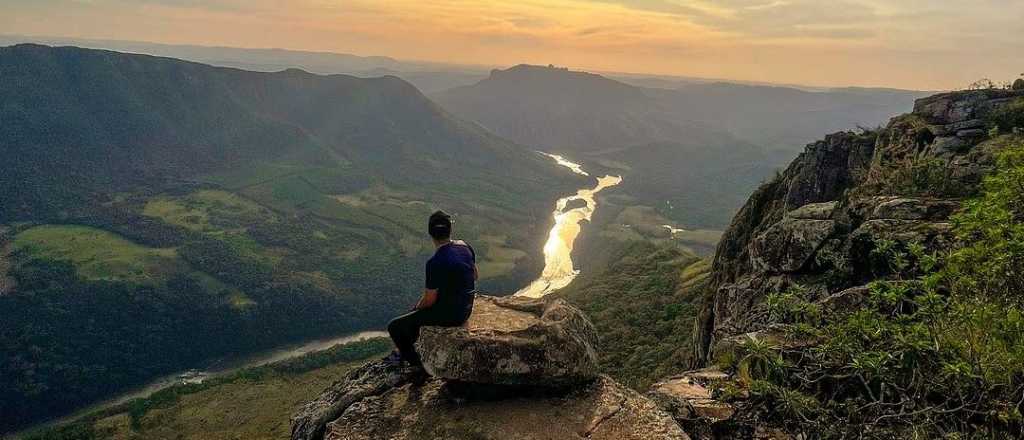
[414,288,439,310]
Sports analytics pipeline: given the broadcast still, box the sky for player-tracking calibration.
[2,0,1022,89]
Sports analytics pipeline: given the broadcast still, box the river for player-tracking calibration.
[515,153,622,298]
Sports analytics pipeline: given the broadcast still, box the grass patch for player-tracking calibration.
[142,198,209,231]
[476,234,527,280]
[143,190,266,232]
[13,225,180,283]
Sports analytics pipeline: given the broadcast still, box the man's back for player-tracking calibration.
[425,240,476,319]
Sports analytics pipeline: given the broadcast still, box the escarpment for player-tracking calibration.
[696,89,1024,366]
[292,295,689,440]
[669,89,1024,438]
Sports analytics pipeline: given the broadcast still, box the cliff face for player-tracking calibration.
[694,88,1024,366]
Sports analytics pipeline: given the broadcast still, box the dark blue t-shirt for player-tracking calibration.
[425,240,476,318]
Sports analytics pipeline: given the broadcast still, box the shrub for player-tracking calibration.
[879,157,970,197]
[987,98,1024,134]
[1013,78,1024,91]
[735,142,1024,438]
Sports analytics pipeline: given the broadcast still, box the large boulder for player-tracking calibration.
[416,295,600,387]
[294,295,687,440]
[749,217,835,273]
[324,375,691,440]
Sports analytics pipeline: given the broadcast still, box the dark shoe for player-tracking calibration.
[403,365,429,386]
[381,350,404,367]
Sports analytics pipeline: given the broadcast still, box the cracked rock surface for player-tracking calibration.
[324,375,689,440]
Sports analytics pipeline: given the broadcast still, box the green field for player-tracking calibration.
[476,234,528,280]
[143,190,266,233]
[13,225,181,283]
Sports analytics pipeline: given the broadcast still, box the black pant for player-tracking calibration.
[387,305,469,366]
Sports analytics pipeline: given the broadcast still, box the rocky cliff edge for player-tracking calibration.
[291,295,690,440]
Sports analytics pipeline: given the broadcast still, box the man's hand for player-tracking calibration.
[414,288,439,310]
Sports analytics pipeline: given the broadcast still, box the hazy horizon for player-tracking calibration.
[3,1,1021,90]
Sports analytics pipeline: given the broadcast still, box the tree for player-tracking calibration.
[968,78,996,90]
[1013,76,1024,91]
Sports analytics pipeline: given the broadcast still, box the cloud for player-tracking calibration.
[586,0,882,40]
[1,0,1021,89]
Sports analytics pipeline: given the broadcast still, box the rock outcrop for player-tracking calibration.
[417,295,599,387]
[677,89,1024,437]
[291,361,424,440]
[324,375,689,440]
[293,295,689,440]
[649,368,735,439]
[694,89,1024,366]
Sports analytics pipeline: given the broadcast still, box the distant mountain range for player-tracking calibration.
[0,34,493,94]
[432,64,930,227]
[0,35,934,96]
[433,64,928,155]
[433,65,734,154]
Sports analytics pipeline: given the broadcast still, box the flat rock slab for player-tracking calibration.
[649,375,735,422]
[325,376,691,440]
[417,295,600,387]
[869,197,960,221]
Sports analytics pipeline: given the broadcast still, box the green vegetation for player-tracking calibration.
[142,190,265,232]
[559,241,710,389]
[724,140,1024,438]
[475,235,528,279]
[0,44,583,432]
[879,156,973,197]
[22,338,390,440]
[986,97,1024,134]
[13,225,180,283]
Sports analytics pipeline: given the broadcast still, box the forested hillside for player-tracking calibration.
[558,241,709,389]
[0,44,584,432]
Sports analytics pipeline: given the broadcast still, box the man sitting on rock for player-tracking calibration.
[384,210,477,369]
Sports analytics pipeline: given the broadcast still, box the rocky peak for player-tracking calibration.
[292,295,690,440]
[694,88,1024,367]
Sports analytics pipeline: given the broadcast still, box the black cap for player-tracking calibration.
[428,210,452,240]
